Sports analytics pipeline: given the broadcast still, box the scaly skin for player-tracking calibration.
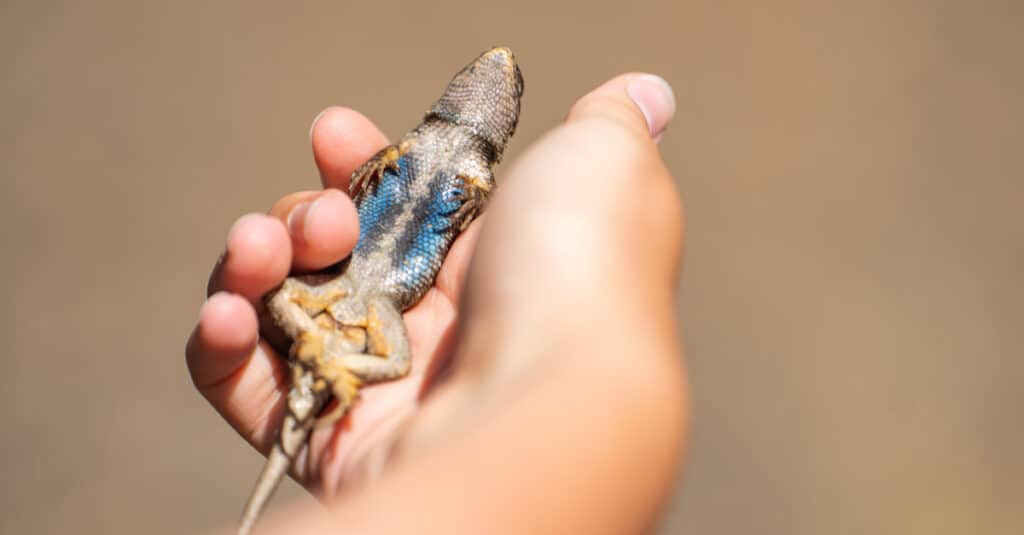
[237,47,523,535]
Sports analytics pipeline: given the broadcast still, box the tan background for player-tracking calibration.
[2,1,1021,533]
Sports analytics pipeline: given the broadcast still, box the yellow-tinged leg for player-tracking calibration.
[290,286,347,315]
[292,330,325,367]
[364,303,390,357]
[312,362,363,428]
[292,327,363,428]
[453,173,493,231]
[350,143,408,202]
[340,326,367,348]
[309,299,411,427]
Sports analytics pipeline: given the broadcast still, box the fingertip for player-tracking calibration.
[311,106,390,190]
[308,107,331,139]
[221,213,292,299]
[625,74,675,140]
[199,292,260,351]
[567,73,676,141]
[188,295,288,449]
[287,189,359,271]
[187,292,259,390]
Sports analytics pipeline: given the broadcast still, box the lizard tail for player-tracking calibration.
[237,439,293,535]
[238,390,324,535]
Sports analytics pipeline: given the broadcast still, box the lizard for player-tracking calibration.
[236,46,524,535]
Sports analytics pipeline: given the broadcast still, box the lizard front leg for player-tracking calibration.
[349,141,411,203]
[451,171,494,232]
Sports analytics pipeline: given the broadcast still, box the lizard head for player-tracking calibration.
[426,46,524,162]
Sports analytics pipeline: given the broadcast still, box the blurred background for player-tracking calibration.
[2,1,1021,533]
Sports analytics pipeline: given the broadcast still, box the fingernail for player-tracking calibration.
[626,74,676,141]
[287,196,321,244]
[309,108,330,139]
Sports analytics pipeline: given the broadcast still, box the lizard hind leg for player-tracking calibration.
[338,298,412,382]
[311,298,412,428]
[313,353,363,429]
[265,277,348,340]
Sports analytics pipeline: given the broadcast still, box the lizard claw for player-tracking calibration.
[451,174,492,231]
[350,144,403,203]
[313,364,362,428]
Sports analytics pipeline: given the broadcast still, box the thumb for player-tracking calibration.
[461,71,683,335]
[566,73,676,142]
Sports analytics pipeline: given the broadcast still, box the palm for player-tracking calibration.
[188,71,687,535]
[289,232,479,497]
[187,107,480,498]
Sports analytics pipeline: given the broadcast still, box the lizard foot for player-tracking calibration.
[350,143,404,203]
[292,329,363,428]
[312,299,411,427]
[285,280,347,315]
[313,361,363,428]
[452,173,493,231]
[291,330,326,367]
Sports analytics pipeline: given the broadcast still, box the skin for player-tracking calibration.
[186,73,687,534]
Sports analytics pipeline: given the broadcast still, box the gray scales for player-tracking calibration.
[237,47,524,534]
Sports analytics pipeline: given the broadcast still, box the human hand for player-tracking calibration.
[187,72,686,534]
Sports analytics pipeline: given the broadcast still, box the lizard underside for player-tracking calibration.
[236,46,523,535]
